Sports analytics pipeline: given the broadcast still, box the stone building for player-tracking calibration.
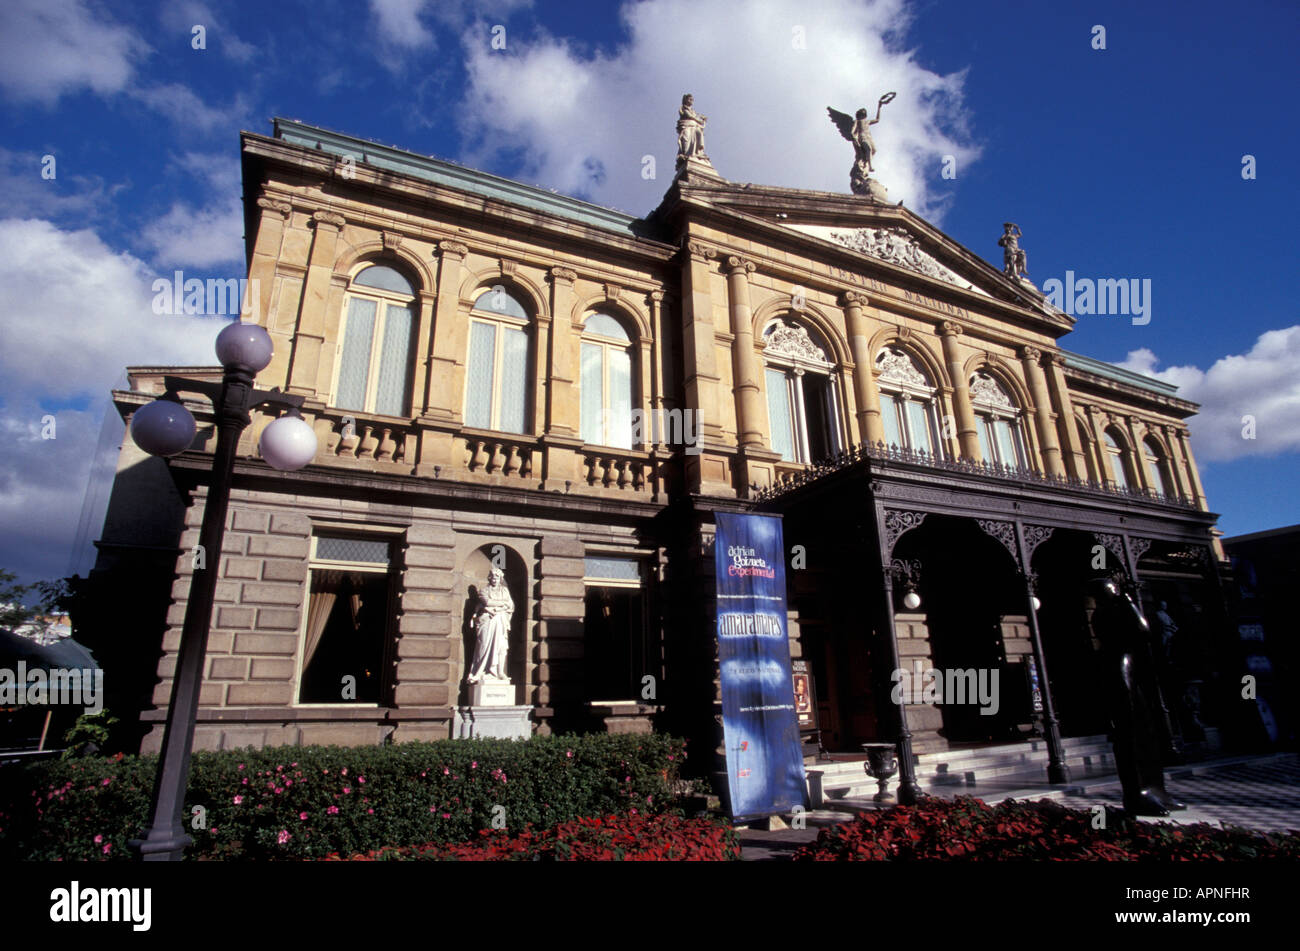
[90,116,1238,773]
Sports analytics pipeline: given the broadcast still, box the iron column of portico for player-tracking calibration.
[874,504,924,805]
[128,362,311,861]
[1014,521,1070,784]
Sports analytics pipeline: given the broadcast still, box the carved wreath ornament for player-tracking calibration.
[830,227,962,286]
[764,320,831,365]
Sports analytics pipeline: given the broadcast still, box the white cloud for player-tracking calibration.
[159,0,258,62]
[0,218,222,583]
[139,151,244,269]
[371,0,437,50]
[0,0,147,105]
[1116,328,1300,462]
[128,83,252,135]
[457,0,978,219]
[369,0,533,61]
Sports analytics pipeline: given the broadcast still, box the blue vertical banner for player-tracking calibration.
[715,512,808,820]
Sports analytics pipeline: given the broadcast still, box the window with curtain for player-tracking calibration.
[969,371,1027,468]
[875,346,940,458]
[1103,429,1131,489]
[762,319,841,464]
[335,264,416,417]
[1143,438,1172,496]
[465,287,530,434]
[580,312,635,449]
[298,533,397,705]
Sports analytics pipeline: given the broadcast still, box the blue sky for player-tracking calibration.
[0,0,1296,586]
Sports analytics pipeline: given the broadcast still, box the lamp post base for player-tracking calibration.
[128,826,194,862]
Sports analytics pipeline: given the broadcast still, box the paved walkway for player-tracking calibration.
[735,752,1300,860]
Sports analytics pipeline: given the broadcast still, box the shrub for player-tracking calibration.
[324,813,740,861]
[0,733,688,861]
[793,796,1300,861]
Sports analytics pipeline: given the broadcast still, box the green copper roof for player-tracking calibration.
[1060,350,1179,397]
[272,118,646,239]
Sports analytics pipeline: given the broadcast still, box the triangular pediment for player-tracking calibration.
[660,176,1061,323]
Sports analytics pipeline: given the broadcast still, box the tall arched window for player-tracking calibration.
[762,318,842,464]
[1103,429,1132,489]
[335,263,416,417]
[969,371,1027,468]
[1143,437,1173,497]
[465,286,530,434]
[875,346,941,457]
[580,312,635,449]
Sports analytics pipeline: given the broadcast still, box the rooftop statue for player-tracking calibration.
[998,222,1029,281]
[676,93,708,167]
[828,92,895,197]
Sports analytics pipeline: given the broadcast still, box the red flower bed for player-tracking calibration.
[324,813,739,862]
[794,796,1300,861]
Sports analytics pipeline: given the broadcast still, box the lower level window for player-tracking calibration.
[583,556,653,702]
[299,534,397,704]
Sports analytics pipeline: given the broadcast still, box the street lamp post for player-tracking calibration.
[127,323,316,861]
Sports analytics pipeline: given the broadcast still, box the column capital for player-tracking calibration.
[437,240,470,260]
[1018,344,1043,363]
[841,289,868,307]
[649,288,666,304]
[938,319,964,338]
[725,255,756,275]
[256,197,292,219]
[682,238,716,262]
[548,266,577,285]
[310,210,345,230]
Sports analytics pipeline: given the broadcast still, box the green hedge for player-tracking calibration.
[0,733,689,861]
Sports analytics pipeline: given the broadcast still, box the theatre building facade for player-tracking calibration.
[92,117,1245,780]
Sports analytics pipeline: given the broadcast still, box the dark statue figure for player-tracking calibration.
[1088,578,1187,817]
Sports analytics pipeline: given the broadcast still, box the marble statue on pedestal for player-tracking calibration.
[466,567,512,685]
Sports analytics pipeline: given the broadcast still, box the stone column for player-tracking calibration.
[680,239,724,443]
[1045,353,1087,479]
[424,240,469,421]
[1175,427,1209,510]
[843,291,884,444]
[546,267,579,437]
[725,257,763,448]
[1160,424,1189,500]
[1085,404,1110,483]
[1124,415,1152,491]
[648,289,667,437]
[251,198,293,390]
[1019,345,1064,476]
[286,210,345,397]
[939,321,981,460]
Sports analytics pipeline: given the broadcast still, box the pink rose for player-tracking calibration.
[102,844,111,855]
[327,806,339,815]
[233,795,243,804]
[299,812,308,821]
[277,830,291,845]
[93,834,103,844]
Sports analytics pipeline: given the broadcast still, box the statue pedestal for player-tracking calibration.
[468,679,516,706]
[453,705,532,740]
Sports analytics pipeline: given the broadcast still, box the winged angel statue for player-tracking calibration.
[828,92,895,196]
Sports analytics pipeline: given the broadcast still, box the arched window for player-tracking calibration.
[335,263,416,417]
[875,346,941,457]
[580,312,635,449]
[1143,437,1173,497]
[762,318,842,464]
[1103,429,1132,489]
[465,286,530,434]
[969,371,1027,468]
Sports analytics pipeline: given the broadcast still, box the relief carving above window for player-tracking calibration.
[830,227,964,286]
